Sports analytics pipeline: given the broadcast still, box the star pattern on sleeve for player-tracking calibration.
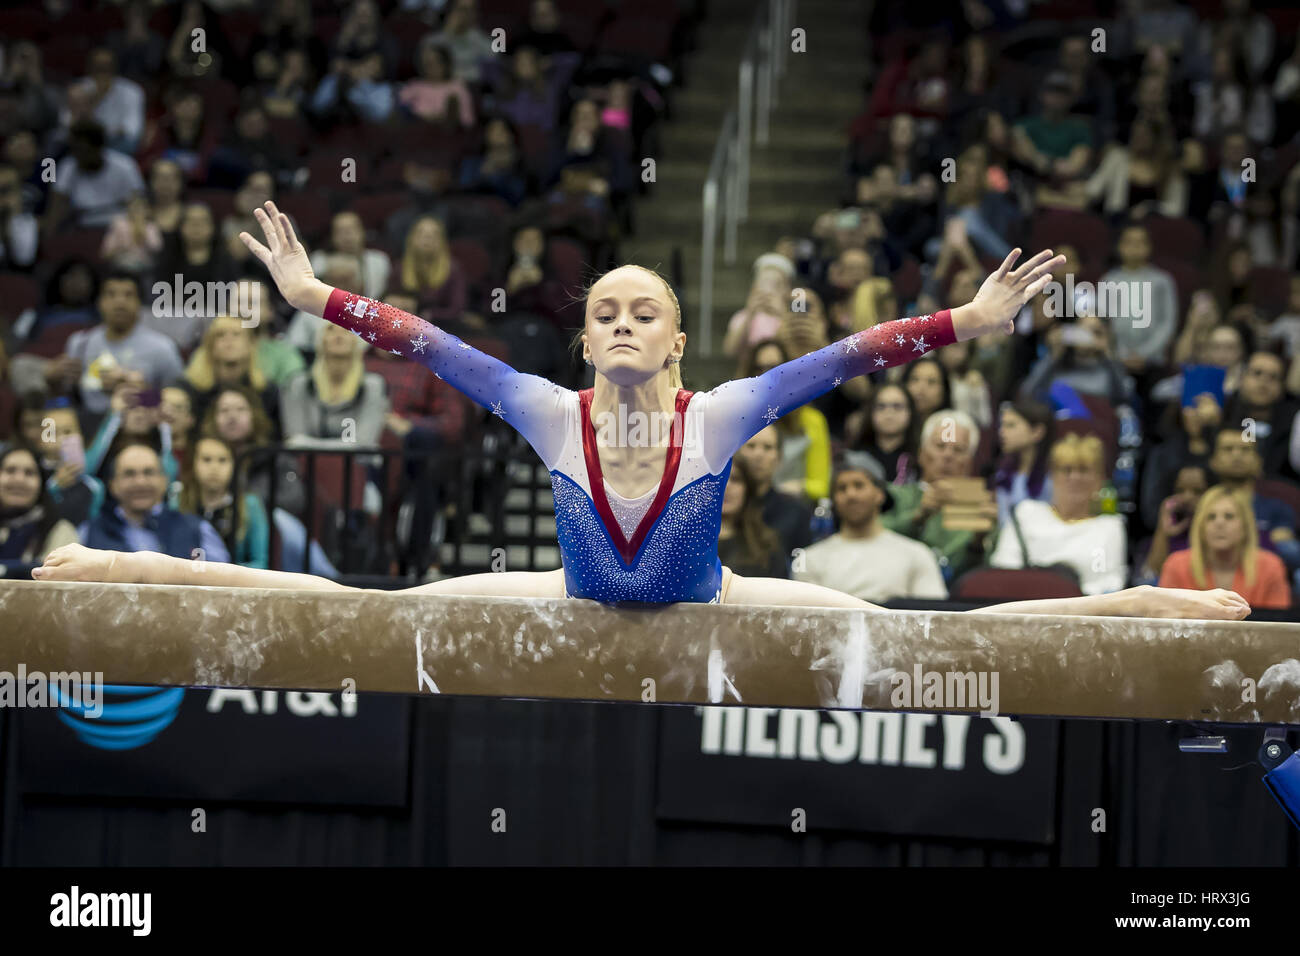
[763,406,780,423]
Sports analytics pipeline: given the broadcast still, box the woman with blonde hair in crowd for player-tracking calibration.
[1158,484,1291,608]
[739,337,831,502]
[280,321,388,449]
[181,314,280,435]
[397,216,466,324]
[849,277,897,332]
[988,432,1127,595]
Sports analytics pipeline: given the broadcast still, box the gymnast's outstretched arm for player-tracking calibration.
[238,201,570,468]
[696,248,1066,468]
[32,543,568,598]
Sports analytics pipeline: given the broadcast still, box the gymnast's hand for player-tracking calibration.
[238,200,322,313]
[1136,585,1251,621]
[32,544,131,584]
[951,248,1067,341]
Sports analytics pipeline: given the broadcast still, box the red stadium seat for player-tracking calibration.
[513,123,552,175]
[349,191,414,228]
[1153,256,1203,318]
[449,237,494,289]
[596,16,675,62]
[1142,215,1205,268]
[1248,266,1291,316]
[952,567,1084,601]
[892,255,921,303]
[444,194,511,245]
[266,116,309,160]
[43,227,106,265]
[222,10,264,57]
[545,236,590,293]
[21,321,97,360]
[279,200,334,246]
[189,187,236,222]
[0,275,41,323]
[1257,479,1300,525]
[1030,209,1112,276]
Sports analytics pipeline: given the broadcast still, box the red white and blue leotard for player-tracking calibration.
[322,287,956,604]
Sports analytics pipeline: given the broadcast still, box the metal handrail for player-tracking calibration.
[698,0,795,357]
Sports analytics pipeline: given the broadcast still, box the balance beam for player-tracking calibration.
[1,580,1298,724]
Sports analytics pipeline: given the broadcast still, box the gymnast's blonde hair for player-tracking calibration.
[570,264,684,389]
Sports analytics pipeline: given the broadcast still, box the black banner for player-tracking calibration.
[656,706,1058,843]
[16,689,410,807]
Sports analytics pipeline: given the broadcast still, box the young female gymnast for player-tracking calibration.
[33,201,1250,621]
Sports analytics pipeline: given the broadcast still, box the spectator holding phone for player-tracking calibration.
[1158,485,1290,608]
[0,441,81,575]
[83,381,180,487]
[1020,311,1134,406]
[1137,464,1209,584]
[63,270,185,419]
[14,394,104,527]
[722,253,795,358]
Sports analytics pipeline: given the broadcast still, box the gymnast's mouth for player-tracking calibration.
[609,344,638,351]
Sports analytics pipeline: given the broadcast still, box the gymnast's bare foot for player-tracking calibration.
[1134,585,1250,621]
[32,544,131,583]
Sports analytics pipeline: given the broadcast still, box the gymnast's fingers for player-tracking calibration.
[264,200,289,249]
[252,206,280,255]
[992,248,1020,281]
[279,211,303,251]
[238,232,273,266]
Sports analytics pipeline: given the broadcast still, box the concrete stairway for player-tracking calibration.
[618,0,870,384]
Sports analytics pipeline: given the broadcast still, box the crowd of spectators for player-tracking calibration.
[0,0,680,580]
[720,0,1300,609]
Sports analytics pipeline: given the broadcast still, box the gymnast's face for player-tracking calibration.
[0,449,41,510]
[583,267,685,387]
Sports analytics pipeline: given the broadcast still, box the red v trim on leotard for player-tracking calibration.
[579,388,693,567]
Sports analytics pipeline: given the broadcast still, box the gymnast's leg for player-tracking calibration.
[721,568,884,610]
[718,567,1249,620]
[405,568,567,598]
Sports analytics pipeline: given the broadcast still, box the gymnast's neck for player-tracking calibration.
[589,370,681,435]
